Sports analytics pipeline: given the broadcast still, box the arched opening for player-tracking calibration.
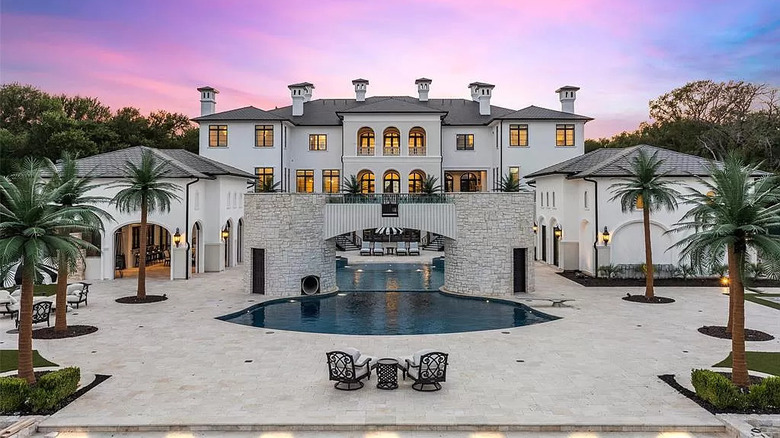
[536,215,546,261]
[223,219,233,268]
[383,127,400,156]
[237,218,244,264]
[113,223,171,279]
[357,127,375,156]
[444,174,454,193]
[460,172,479,192]
[408,170,426,193]
[191,222,202,274]
[383,170,400,194]
[357,170,375,194]
[408,127,426,156]
[548,218,560,267]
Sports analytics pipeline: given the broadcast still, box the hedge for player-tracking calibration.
[0,367,80,414]
[691,369,780,410]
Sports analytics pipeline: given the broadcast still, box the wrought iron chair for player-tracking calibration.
[15,301,53,329]
[404,351,448,392]
[326,350,372,390]
[66,282,90,309]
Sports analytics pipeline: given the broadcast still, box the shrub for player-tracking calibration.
[27,367,80,413]
[597,264,621,279]
[755,376,780,408]
[691,369,746,409]
[0,377,29,413]
[674,264,696,280]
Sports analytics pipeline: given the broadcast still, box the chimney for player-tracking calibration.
[556,86,579,113]
[468,82,494,116]
[197,86,218,116]
[352,78,368,102]
[288,82,314,116]
[415,78,432,102]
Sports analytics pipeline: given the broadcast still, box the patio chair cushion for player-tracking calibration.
[0,290,13,304]
[67,284,85,295]
[402,349,437,367]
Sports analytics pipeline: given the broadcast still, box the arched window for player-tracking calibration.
[408,127,426,156]
[409,170,425,193]
[357,170,375,194]
[383,170,400,193]
[445,174,454,192]
[383,127,400,156]
[460,172,479,192]
[357,127,374,156]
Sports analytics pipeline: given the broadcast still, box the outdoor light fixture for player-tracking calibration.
[635,194,644,209]
[720,276,730,286]
[533,222,538,233]
[221,226,229,240]
[173,228,182,247]
[601,226,610,245]
[553,225,562,239]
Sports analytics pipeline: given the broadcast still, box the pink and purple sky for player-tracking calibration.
[1,0,778,138]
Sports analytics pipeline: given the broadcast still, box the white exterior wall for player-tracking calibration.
[441,125,496,190]
[500,121,585,180]
[285,126,343,192]
[199,121,284,184]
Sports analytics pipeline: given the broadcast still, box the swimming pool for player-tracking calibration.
[219,262,557,335]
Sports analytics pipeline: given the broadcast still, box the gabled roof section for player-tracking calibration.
[191,106,288,122]
[66,146,253,179]
[497,105,593,121]
[337,97,447,114]
[526,144,766,180]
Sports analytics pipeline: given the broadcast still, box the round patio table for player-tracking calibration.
[374,358,400,390]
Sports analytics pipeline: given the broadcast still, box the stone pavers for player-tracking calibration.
[1,262,777,433]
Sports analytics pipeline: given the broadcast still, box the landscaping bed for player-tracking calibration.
[116,294,167,304]
[622,294,675,304]
[32,325,98,339]
[698,326,775,341]
[0,368,110,415]
[660,371,780,414]
[558,271,780,287]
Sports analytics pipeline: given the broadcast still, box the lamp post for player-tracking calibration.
[173,228,182,248]
[601,226,610,245]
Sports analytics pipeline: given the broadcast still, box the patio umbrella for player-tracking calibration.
[374,227,404,236]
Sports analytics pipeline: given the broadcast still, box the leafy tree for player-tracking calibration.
[45,153,114,332]
[498,173,521,192]
[420,175,441,195]
[609,150,680,298]
[671,155,780,387]
[110,150,181,299]
[0,159,96,383]
[649,80,764,125]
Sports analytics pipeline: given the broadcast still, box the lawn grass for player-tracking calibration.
[745,293,780,311]
[0,349,59,373]
[714,351,780,376]
[2,284,58,297]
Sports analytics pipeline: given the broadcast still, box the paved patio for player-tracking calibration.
[2,262,778,434]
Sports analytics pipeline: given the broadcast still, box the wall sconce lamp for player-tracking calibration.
[532,222,538,233]
[221,226,229,240]
[173,228,182,247]
[601,226,610,245]
[553,225,562,239]
[720,276,730,287]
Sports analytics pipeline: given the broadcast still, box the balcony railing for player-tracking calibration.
[326,193,452,204]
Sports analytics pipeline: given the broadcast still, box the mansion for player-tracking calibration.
[193,79,593,193]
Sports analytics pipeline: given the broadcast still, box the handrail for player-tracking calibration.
[327,194,452,204]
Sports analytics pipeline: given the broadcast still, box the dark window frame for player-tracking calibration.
[254,167,274,192]
[296,169,315,193]
[456,134,474,150]
[208,125,228,147]
[322,169,340,193]
[509,124,528,147]
[254,125,274,147]
[556,124,575,147]
[309,134,327,151]
[383,128,401,156]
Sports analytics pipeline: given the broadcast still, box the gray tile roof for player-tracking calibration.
[337,97,447,114]
[67,146,253,179]
[526,144,764,179]
[192,106,288,122]
[497,105,593,121]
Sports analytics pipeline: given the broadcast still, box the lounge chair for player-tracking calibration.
[402,349,449,392]
[408,241,420,256]
[373,242,385,256]
[360,241,372,256]
[15,301,53,329]
[0,290,19,317]
[326,348,374,390]
[396,242,408,256]
[66,282,90,309]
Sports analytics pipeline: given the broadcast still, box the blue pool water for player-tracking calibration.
[219,263,558,335]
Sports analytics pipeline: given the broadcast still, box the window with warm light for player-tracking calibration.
[509,124,528,147]
[444,173,454,192]
[383,170,400,193]
[208,125,228,147]
[409,170,425,193]
[556,124,575,146]
[509,166,520,182]
[460,172,479,192]
[296,170,314,193]
[357,127,375,156]
[408,127,426,156]
[255,125,273,147]
[383,127,400,156]
[309,134,327,151]
[322,169,340,193]
[254,167,274,192]
[357,170,375,194]
[456,134,474,150]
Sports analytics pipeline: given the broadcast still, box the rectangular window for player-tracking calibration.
[322,169,340,193]
[254,167,274,192]
[309,134,327,151]
[296,170,314,193]
[208,125,228,147]
[584,191,589,209]
[255,125,274,147]
[556,124,575,146]
[509,124,528,147]
[456,134,474,150]
[552,192,556,208]
[509,166,520,182]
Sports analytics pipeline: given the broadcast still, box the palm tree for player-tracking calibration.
[671,155,780,387]
[46,153,113,332]
[255,177,281,193]
[498,173,521,192]
[609,149,680,298]
[0,159,96,383]
[110,150,181,299]
[420,175,441,195]
[342,175,361,194]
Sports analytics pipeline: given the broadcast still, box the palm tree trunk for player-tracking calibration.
[726,244,735,334]
[728,244,749,387]
[137,197,148,299]
[642,207,655,298]
[18,263,36,384]
[55,253,68,332]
